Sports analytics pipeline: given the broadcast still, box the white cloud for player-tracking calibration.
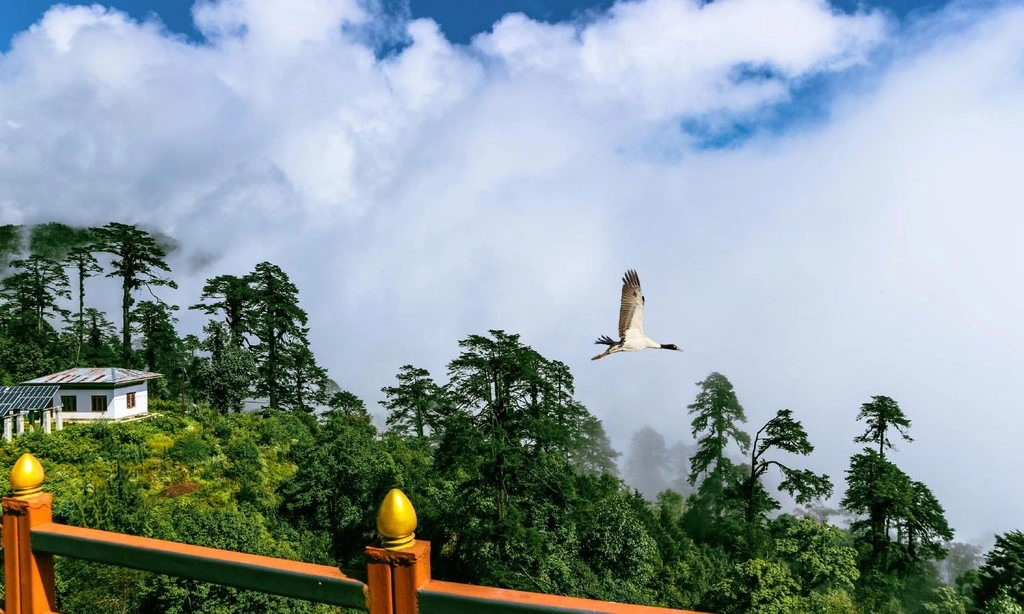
[192,0,368,48]
[2,0,1023,541]
[477,0,888,121]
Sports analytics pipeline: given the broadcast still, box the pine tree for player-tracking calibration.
[975,531,1024,610]
[1,255,71,335]
[92,223,177,366]
[133,300,181,374]
[246,262,326,411]
[841,395,952,607]
[742,409,832,554]
[63,245,102,360]
[853,395,912,458]
[195,320,255,413]
[381,365,445,440]
[190,274,253,345]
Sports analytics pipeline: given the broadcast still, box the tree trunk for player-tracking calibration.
[77,265,85,361]
[121,276,132,366]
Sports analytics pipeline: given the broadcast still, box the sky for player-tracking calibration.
[1,0,1022,545]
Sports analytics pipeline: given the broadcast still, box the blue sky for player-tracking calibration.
[2,0,949,51]
[2,0,1023,544]
[0,1,950,148]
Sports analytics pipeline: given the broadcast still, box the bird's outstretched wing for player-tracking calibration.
[618,269,645,341]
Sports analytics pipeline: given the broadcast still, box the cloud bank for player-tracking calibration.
[2,0,1023,541]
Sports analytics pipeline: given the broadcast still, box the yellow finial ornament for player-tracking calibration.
[10,452,45,497]
[377,488,417,550]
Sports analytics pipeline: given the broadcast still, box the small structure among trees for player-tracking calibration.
[23,367,162,423]
[0,384,62,441]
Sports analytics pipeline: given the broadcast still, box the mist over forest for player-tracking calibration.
[0,220,1019,613]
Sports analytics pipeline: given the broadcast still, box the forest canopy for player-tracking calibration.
[0,221,1015,614]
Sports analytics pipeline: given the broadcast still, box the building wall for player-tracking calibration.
[58,382,149,420]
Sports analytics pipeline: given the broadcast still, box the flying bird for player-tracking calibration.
[592,269,683,361]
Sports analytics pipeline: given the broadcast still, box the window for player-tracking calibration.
[61,395,77,412]
[91,395,107,412]
[126,392,136,409]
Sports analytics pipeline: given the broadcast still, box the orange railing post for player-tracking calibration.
[365,489,430,614]
[364,547,394,614]
[3,453,58,614]
[389,541,430,614]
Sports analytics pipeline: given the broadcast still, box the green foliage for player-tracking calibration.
[79,307,120,365]
[843,396,954,609]
[0,250,77,382]
[985,590,1024,614]
[793,589,859,614]
[656,537,733,610]
[226,437,263,504]
[684,372,751,549]
[924,585,970,613]
[55,559,149,614]
[133,300,181,374]
[63,245,103,363]
[0,224,23,269]
[440,331,617,519]
[381,364,444,440]
[742,409,832,555]
[572,413,620,476]
[279,409,400,566]
[255,409,316,450]
[29,222,94,261]
[2,254,71,334]
[194,320,255,413]
[244,262,329,411]
[0,332,67,383]
[168,432,214,466]
[70,465,152,534]
[687,372,750,486]
[976,531,1024,611]
[327,390,371,421]
[854,395,913,458]
[190,274,253,342]
[580,489,661,602]
[710,558,800,614]
[772,514,859,595]
[139,501,325,614]
[92,222,178,366]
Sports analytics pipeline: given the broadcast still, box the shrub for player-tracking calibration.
[167,433,213,466]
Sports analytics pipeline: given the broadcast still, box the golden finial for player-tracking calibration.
[376,488,417,550]
[10,453,45,497]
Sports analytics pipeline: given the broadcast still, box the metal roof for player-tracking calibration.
[22,368,163,386]
[0,385,60,418]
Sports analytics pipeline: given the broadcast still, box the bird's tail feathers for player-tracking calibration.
[594,335,616,346]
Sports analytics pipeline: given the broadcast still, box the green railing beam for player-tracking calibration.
[419,591,591,613]
[418,581,701,614]
[30,522,368,610]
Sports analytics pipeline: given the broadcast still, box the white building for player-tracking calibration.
[23,368,163,422]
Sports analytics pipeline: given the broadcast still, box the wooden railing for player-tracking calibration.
[1,453,707,614]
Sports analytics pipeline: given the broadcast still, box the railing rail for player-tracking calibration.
[419,581,687,614]
[1,452,706,614]
[29,522,368,609]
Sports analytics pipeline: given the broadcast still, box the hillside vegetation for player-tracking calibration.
[0,221,1019,613]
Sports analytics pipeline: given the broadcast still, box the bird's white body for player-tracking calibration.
[592,269,682,360]
[621,333,662,352]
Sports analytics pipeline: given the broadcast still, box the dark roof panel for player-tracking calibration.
[0,385,60,417]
